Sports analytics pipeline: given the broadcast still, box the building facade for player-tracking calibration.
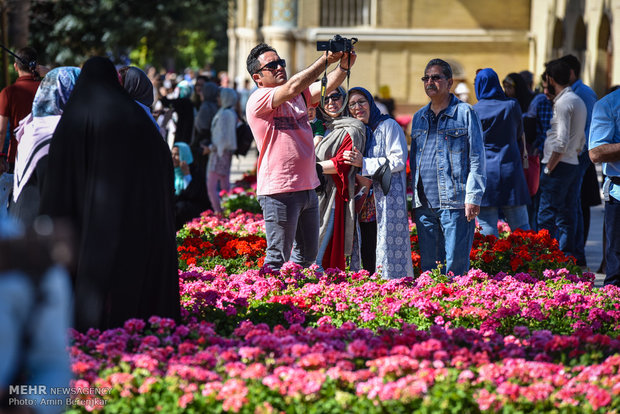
[228,0,619,109]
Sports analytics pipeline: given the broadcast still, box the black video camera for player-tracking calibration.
[316,35,357,53]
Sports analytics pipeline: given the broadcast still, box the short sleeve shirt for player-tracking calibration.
[0,76,40,162]
[589,88,620,200]
[245,87,319,196]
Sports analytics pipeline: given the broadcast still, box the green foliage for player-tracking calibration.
[29,0,228,70]
[222,193,262,215]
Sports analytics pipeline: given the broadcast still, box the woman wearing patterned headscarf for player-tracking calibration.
[9,66,81,225]
[347,86,413,279]
[314,85,366,271]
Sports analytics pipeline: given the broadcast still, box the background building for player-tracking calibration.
[228,0,620,112]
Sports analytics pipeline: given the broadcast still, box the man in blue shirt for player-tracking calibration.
[410,59,486,276]
[560,55,598,266]
[589,88,620,286]
[523,76,555,230]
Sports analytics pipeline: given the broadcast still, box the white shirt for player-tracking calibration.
[542,86,587,165]
[361,118,408,176]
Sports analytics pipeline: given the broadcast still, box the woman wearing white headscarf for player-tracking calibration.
[207,87,238,213]
[9,67,81,225]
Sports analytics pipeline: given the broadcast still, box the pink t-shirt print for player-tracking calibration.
[246,87,319,196]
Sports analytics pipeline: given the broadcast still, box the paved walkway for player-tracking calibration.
[586,204,605,287]
[230,145,607,286]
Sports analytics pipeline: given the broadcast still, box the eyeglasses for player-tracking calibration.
[325,93,342,103]
[348,99,368,110]
[255,59,286,74]
[421,74,445,83]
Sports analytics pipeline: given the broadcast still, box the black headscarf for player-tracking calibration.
[39,56,180,332]
[123,66,154,107]
[504,72,534,114]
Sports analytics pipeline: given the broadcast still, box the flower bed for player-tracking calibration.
[178,212,580,279]
[67,314,620,413]
[177,264,615,337]
[177,210,266,273]
[64,208,620,413]
[220,186,262,215]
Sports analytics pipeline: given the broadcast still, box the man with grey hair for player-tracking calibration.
[409,58,486,276]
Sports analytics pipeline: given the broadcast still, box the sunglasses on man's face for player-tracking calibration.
[255,59,286,74]
[421,74,445,83]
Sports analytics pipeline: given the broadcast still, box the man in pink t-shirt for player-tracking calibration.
[245,43,357,270]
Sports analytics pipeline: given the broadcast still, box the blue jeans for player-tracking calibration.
[258,190,319,271]
[537,162,580,258]
[528,191,540,231]
[477,205,530,237]
[414,206,474,276]
[574,151,592,264]
[605,196,620,286]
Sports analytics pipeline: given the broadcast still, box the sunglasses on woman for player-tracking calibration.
[325,92,343,103]
[255,59,286,74]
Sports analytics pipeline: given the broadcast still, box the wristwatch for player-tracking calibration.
[544,167,551,175]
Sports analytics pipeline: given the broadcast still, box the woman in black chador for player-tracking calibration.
[39,56,180,332]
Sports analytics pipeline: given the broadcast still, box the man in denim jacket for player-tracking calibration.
[410,59,486,276]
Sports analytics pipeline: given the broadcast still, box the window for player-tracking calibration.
[320,0,371,27]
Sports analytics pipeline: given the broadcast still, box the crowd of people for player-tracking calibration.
[0,48,258,411]
[0,39,619,413]
[0,42,619,397]
[245,42,616,288]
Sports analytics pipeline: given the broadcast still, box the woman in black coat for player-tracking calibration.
[39,57,180,332]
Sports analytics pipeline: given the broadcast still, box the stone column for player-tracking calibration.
[262,0,297,67]
[234,0,262,84]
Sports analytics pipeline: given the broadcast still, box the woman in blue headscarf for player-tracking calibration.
[9,66,81,225]
[473,68,530,236]
[172,141,209,229]
[347,87,413,279]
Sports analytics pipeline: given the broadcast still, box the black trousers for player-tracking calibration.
[359,220,377,273]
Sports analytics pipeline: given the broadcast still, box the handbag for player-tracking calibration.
[372,160,392,195]
[521,133,540,196]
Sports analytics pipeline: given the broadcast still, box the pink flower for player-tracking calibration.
[138,377,158,394]
[317,315,333,326]
[134,355,159,372]
[475,388,498,411]
[178,392,194,409]
[123,319,146,333]
[586,386,611,410]
[201,381,223,397]
[219,379,248,412]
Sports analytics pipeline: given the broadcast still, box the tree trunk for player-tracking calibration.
[1,0,8,89]
[8,0,30,48]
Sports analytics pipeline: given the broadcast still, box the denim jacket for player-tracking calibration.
[410,94,486,209]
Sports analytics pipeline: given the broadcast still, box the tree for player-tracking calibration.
[29,0,228,71]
